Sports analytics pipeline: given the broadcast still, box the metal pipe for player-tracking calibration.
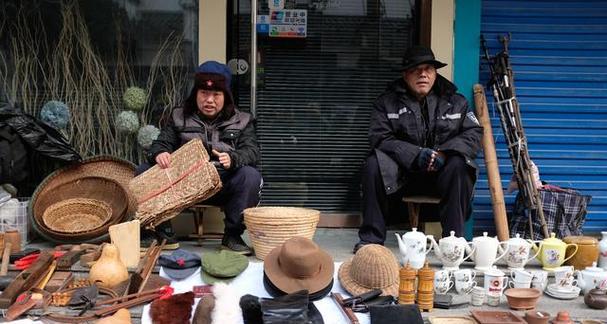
[250,0,257,117]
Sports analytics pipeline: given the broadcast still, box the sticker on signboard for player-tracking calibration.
[269,9,307,38]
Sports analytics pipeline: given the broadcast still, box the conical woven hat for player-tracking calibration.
[338,244,399,297]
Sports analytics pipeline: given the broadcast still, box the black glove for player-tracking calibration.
[416,148,435,170]
[260,290,311,324]
[431,152,446,171]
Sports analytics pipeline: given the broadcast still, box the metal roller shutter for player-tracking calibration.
[476,0,607,234]
[230,1,416,214]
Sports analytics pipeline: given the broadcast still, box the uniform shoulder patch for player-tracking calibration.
[466,111,480,126]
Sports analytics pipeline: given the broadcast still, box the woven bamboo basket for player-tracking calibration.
[29,156,137,244]
[244,206,320,260]
[43,198,112,233]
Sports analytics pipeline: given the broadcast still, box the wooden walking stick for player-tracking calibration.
[474,84,509,241]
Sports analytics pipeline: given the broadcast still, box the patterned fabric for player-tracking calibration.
[509,187,592,240]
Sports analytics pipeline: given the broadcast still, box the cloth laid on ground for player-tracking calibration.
[142,262,371,324]
[129,139,222,228]
[510,186,592,239]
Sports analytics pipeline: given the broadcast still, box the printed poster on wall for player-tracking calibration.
[269,9,307,38]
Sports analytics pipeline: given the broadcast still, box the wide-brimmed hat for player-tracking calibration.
[201,250,248,284]
[338,244,400,297]
[263,237,334,296]
[401,45,447,71]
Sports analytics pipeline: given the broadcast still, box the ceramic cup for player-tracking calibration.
[511,269,534,282]
[485,275,508,297]
[454,269,477,294]
[509,278,532,289]
[471,286,485,306]
[435,270,451,282]
[434,280,454,294]
[529,270,549,291]
[553,266,577,289]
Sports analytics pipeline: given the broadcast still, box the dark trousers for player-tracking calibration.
[358,154,475,244]
[135,163,263,236]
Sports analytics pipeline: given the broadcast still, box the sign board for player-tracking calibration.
[268,0,284,10]
[257,15,270,35]
[269,9,307,38]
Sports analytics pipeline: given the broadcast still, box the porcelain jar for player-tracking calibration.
[599,231,607,270]
[563,235,599,270]
[531,232,578,271]
[395,228,433,269]
[430,231,475,270]
[576,262,607,295]
[505,233,541,270]
[468,232,509,271]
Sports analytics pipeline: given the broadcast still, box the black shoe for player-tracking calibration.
[353,241,373,254]
[140,227,180,250]
[222,235,253,256]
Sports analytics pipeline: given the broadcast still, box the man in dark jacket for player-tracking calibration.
[141,61,262,255]
[354,46,483,253]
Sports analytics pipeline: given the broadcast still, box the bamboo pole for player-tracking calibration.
[474,84,509,241]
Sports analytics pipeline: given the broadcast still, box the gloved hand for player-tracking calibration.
[416,148,435,170]
[430,151,446,171]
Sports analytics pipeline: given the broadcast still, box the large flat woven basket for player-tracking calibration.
[42,198,112,234]
[130,139,222,228]
[244,206,320,260]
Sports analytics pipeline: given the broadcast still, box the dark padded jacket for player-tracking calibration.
[370,75,483,194]
[148,107,260,169]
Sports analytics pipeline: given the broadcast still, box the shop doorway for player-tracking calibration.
[227,0,417,216]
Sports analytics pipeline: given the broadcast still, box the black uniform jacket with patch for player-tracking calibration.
[369,75,483,194]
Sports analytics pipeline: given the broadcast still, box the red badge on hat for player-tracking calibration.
[177,258,185,267]
[206,80,213,87]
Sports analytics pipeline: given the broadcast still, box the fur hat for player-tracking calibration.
[194,61,233,106]
[192,295,215,324]
[150,291,195,324]
[211,282,243,323]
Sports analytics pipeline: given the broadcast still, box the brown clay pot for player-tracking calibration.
[584,288,607,310]
[552,311,573,324]
[524,311,550,324]
[564,236,599,270]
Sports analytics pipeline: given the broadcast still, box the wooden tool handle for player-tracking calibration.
[1,242,13,276]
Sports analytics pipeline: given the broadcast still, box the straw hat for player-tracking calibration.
[263,237,334,295]
[338,244,400,297]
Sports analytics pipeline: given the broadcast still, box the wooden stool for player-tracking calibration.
[402,195,441,231]
[188,204,224,246]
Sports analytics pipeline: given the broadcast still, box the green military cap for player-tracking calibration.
[201,249,249,284]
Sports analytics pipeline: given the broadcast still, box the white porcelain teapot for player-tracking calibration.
[395,228,433,269]
[576,262,607,295]
[467,232,509,271]
[505,233,541,270]
[430,231,475,270]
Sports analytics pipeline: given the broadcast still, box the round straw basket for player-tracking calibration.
[42,198,112,234]
[244,206,320,260]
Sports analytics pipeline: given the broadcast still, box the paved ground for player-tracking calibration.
[23,228,607,323]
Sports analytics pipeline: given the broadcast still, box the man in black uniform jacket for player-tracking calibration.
[354,46,483,253]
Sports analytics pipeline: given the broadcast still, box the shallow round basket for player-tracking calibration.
[42,198,112,234]
[244,206,320,260]
[504,288,542,310]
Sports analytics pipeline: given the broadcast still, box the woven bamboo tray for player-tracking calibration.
[244,206,320,260]
[43,198,112,234]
